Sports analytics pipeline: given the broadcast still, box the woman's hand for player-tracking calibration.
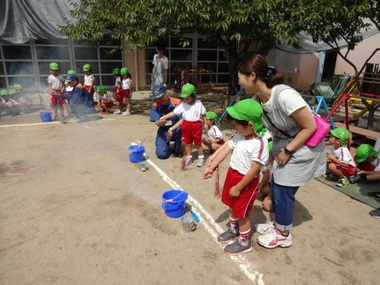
[277,149,291,165]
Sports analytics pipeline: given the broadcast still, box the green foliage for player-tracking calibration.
[60,0,380,92]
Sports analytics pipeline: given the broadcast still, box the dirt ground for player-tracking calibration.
[1,94,379,285]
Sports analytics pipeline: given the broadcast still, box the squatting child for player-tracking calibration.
[160,83,206,167]
[203,99,269,255]
[202,111,225,153]
[326,127,356,187]
[353,144,380,182]
[97,85,115,114]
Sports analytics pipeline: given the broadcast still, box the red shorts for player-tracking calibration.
[181,121,202,145]
[50,90,64,105]
[99,101,114,109]
[221,167,259,219]
[357,162,375,171]
[120,89,131,99]
[84,85,94,95]
[331,162,356,176]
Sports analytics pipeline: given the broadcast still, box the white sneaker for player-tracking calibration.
[196,157,205,167]
[257,229,292,249]
[114,109,121,114]
[255,221,275,235]
[122,111,131,116]
[185,156,192,166]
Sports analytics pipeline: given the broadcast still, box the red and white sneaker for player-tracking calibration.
[257,229,292,248]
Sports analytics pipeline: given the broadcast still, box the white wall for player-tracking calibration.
[334,33,380,76]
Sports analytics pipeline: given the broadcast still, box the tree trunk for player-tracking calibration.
[227,39,239,96]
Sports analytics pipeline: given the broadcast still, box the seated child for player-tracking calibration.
[97,86,115,114]
[0,90,19,116]
[12,84,31,113]
[326,127,356,187]
[202,111,224,153]
[352,144,380,182]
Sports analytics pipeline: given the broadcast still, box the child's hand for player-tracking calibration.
[229,186,240,197]
[203,167,213,179]
[262,195,273,212]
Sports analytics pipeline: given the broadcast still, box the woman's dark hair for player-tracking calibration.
[237,52,284,88]
[156,44,166,52]
[226,113,249,126]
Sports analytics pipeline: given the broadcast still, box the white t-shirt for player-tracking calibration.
[330,145,356,167]
[114,76,121,87]
[371,156,380,171]
[173,100,206,122]
[207,125,223,141]
[84,74,95,86]
[121,78,132,90]
[228,133,269,175]
[47,74,63,90]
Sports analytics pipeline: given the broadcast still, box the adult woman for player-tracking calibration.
[237,52,325,248]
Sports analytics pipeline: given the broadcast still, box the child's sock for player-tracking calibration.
[239,228,251,246]
[229,215,239,234]
[198,155,204,159]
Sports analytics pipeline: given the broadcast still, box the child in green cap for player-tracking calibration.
[97,85,115,114]
[160,83,206,167]
[202,111,225,153]
[203,99,269,255]
[326,127,356,187]
[352,144,380,182]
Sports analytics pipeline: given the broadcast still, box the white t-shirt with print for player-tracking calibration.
[207,125,223,141]
[228,133,269,175]
[84,74,95,86]
[121,78,132,90]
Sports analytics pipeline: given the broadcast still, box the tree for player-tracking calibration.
[61,0,302,94]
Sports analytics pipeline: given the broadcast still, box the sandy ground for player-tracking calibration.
[1,98,380,285]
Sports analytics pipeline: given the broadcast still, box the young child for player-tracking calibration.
[115,67,132,115]
[326,127,356,187]
[202,111,225,153]
[97,85,115,114]
[113,67,121,102]
[160,83,206,167]
[352,144,380,182]
[0,90,19,115]
[83,64,95,97]
[47,62,65,121]
[203,99,268,255]
[11,84,31,113]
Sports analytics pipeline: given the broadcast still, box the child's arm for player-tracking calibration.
[229,161,262,197]
[167,119,183,138]
[203,144,231,179]
[160,111,177,122]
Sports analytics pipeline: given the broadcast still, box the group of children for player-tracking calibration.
[325,127,380,186]
[45,62,134,120]
[0,84,31,116]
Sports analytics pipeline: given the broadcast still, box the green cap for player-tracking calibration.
[180,83,196,98]
[330,127,349,146]
[112,68,120,75]
[8,89,17,95]
[49,62,59,70]
[97,85,106,92]
[120,67,128,75]
[13,83,22,90]
[206,111,217,120]
[83,64,91,72]
[356,144,379,163]
[226,99,266,138]
[67,69,76,75]
[0,90,9,96]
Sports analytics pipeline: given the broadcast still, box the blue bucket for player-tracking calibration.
[128,145,145,163]
[161,190,188,218]
[40,111,52,122]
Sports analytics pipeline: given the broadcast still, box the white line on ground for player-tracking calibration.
[146,157,265,285]
[0,122,60,128]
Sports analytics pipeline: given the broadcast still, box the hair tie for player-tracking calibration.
[266,66,275,77]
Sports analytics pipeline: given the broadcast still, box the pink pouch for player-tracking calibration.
[305,115,331,148]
